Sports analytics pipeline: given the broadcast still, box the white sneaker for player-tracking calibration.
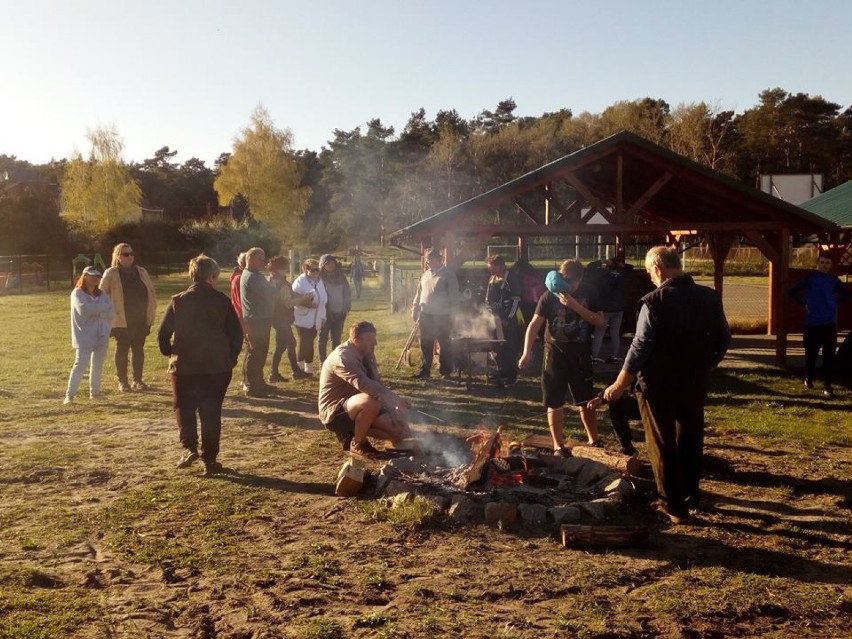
[304,362,314,375]
[63,396,73,405]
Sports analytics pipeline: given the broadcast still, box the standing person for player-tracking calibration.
[292,258,328,375]
[351,256,365,300]
[267,255,313,382]
[63,267,114,404]
[519,259,604,455]
[485,255,522,385]
[788,253,849,399]
[229,252,247,329]
[604,246,730,524]
[100,243,157,392]
[318,321,415,457]
[410,248,459,379]
[318,254,352,361]
[589,256,633,364]
[157,255,243,476]
[240,247,275,397]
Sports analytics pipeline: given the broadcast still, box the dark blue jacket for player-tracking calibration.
[788,272,849,327]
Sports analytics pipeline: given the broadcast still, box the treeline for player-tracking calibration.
[1,88,850,256]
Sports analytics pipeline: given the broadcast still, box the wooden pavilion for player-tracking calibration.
[389,132,845,365]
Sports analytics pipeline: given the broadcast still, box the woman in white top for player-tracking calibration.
[64,266,114,404]
[291,258,327,374]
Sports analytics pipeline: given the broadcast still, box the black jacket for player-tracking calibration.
[158,283,244,375]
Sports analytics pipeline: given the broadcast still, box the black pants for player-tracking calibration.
[296,326,318,363]
[172,372,231,463]
[243,320,271,390]
[608,394,639,450]
[418,313,453,376]
[636,385,707,514]
[318,311,347,361]
[496,319,520,382]
[114,331,147,384]
[803,323,837,387]
[271,322,300,376]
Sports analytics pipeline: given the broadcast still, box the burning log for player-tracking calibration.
[464,428,503,489]
[571,446,642,476]
[560,524,650,548]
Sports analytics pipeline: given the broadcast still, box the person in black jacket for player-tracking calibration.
[604,247,730,524]
[158,254,244,475]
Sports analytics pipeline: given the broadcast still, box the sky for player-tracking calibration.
[2,0,851,167]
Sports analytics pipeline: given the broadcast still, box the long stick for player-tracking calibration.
[395,319,420,369]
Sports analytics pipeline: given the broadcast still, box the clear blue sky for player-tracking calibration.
[2,0,850,166]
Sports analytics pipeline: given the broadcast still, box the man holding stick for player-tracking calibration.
[603,247,730,524]
[319,321,416,458]
[411,248,459,380]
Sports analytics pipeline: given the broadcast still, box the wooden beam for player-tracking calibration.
[768,229,790,365]
[514,199,543,225]
[564,174,615,222]
[742,229,780,264]
[616,153,624,220]
[436,221,786,237]
[707,233,735,302]
[624,172,674,219]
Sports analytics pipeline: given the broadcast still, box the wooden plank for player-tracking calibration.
[561,524,650,548]
[571,445,642,476]
[624,172,673,218]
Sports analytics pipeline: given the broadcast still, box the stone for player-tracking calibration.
[548,506,582,524]
[390,492,415,509]
[383,479,414,499]
[603,477,633,499]
[517,503,548,526]
[484,501,518,525]
[420,494,450,511]
[575,459,613,490]
[578,497,619,520]
[448,494,480,523]
[381,457,426,477]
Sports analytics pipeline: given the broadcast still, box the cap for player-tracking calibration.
[545,270,572,294]
[82,266,102,277]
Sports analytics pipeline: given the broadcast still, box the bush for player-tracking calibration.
[179,216,281,265]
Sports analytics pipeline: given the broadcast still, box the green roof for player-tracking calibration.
[800,181,852,227]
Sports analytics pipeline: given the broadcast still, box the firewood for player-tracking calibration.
[571,445,642,476]
[464,429,502,489]
[561,524,650,548]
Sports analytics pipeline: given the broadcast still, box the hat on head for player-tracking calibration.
[319,254,337,270]
[545,270,572,294]
[82,266,102,278]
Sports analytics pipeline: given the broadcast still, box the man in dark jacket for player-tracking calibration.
[603,247,730,524]
[158,254,243,475]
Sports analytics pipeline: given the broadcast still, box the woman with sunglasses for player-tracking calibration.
[64,267,114,404]
[292,258,327,375]
[100,243,158,391]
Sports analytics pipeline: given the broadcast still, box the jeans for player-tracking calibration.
[418,313,453,376]
[271,322,300,377]
[318,311,347,361]
[66,342,109,398]
[591,311,623,360]
[803,323,837,387]
[114,332,147,384]
[171,372,232,463]
[243,320,271,390]
[296,326,318,364]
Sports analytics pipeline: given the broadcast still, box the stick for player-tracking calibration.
[413,408,447,423]
[395,319,420,369]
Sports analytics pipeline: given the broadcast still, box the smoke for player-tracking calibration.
[453,305,497,340]
[409,426,472,468]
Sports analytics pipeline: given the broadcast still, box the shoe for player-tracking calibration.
[118,381,132,393]
[619,443,637,456]
[177,449,199,469]
[131,381,149,391]
[411,371,430,380]
[350,440,380,459]
[588,440,604,448]
[823,387,835,399]
[89,393,101,400]
[203,461,224,476]
[303,362,315,375]
[591,357,605,365]
[606,357,624,365]
[651,500,690,525]
[268,372,287,383]
[292,370,313,380]
[245,387,270,398]
[553,446,572,458]
[804,378,814,390]
[440,372,455,380]
[63,395,73,405]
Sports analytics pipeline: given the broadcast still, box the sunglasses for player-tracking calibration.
[120,252,134,257]
[309,267,320,272]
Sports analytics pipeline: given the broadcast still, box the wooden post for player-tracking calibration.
[769,229,791,366]
[707,233,734,303]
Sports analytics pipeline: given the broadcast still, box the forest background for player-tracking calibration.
[1,88,851,261]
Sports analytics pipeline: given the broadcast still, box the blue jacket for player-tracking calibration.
[70,288,114,350]
[788,272,849,326]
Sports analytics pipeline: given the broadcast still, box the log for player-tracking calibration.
[571,445,642,476]
[464,429,502,489]
[561,524,650,548]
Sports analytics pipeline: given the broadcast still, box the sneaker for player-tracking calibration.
[553,446,572,458]
[606,357,624,365]
[292,370,313,380]
[268,372,287,383]
[619,443,637,456]
[177,449,199,469]
[411,371,430,380]
[131,381,149,391]
[245,387,270,398]
[89,393,101,400]
[823,386,835,399]
[588,440,604,448]
[804,378,814,390]
[350,440,380,459]
[203,461,224,476]
[303,362,315,375]
[63,395,74,405]
[591,357,605,365]
[118,381,132,393]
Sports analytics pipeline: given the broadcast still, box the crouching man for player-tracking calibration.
[318,321,415,458]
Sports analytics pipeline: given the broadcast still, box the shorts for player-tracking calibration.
[323,402,356,443]
[541,341,595,409]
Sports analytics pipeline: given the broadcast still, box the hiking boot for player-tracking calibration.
[350,440,379,459]
[268,372,287,383]
[118,381,132,393]
[131,381,149,391]
[203,461,224,476]
[177,449,199,469]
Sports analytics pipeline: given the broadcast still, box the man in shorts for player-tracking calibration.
[318,321,415,458]
[519,259,604,455]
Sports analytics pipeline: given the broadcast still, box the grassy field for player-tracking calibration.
[0,275,849,638]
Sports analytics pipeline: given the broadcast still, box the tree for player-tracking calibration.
[213,105,310,240]
[599,98,670,144]
[61,126,142,238]
[669,102,735,173]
